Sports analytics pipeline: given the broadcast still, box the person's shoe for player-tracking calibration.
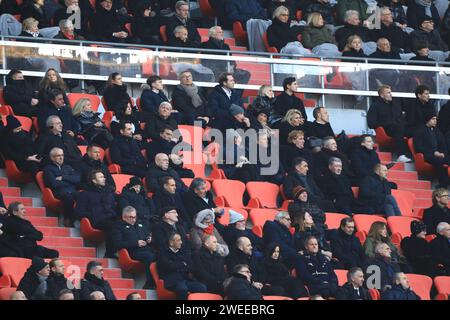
[396,155,413,163]
[385,162,396,170]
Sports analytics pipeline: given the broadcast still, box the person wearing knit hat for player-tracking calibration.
[152,205,188,251]
[129,176,143,188]
[189,209,229,257]
[228,103,251,130]
[400,220,433,275]
[17,256,50,300]
[228,210,245,225]
[413,110,450,188]
[230,104,244,117]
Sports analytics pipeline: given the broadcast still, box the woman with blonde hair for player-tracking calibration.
[73,98,113,148]
[279,109,308,145]
[280,130,313,171]
[301,12,341,57]
[363,221,410,272]
[342,35,367,60]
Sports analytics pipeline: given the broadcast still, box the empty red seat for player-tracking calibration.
[246,181,280,209]
[180,151,208,180]
[334,269,348,286]
[325,213,350,230]
[0,257,32,287]
[149,262,177,300]
[188,293,223,300]
[67,93,101,112]
[434,276,450,299]
[118,249,145,274]
[405,273,432,300]
[0,288,17,300]
[198,0,216,19]
[4,160,33,184]
[15,116,32,132]
[176,125,204,152]
[79,218,105,243]
[212,180,246,208]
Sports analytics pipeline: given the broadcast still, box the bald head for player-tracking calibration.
[155,153,169,170]
[89,291,106,300]
[236,237,252,256]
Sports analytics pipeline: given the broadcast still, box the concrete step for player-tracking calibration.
[391,179,431,189]
[402,189,433,199]
[413,198,433,208]
[24,207,46,216]
[38,226,71,237]
[0,178,7,187]
[59,257,113,268]
[383,162,405,170]
[27,216,59,227]
[387,171,418,180]
[39,236,84,247]
[49,247,96,258]
[0,187,21,197]
[377,152,392,162]
[106,278,135,289]
[3,196,33,206]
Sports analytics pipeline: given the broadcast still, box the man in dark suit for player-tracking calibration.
[430,222,450,275]
[165,0,201,45]
[335,267,371,300]
[423,188,450,235]
[181,178,220,220]
[111,206,155,288]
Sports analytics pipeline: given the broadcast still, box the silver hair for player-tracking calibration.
[344,10,360,22]
[58,19,72,29]
[328,156,342,166]
[208,26,221,37]
[375,242,388,254]
[173,25,187,36]
[122,206,136,217]
[437,222,449,234]
[49,147,63,157]
[275,211,289,221]
[46,115,60,128]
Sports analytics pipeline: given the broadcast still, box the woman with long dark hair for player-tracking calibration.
[102,72,133,113]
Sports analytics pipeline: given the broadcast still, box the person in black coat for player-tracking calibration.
[1,115,41,175]
[423,188,450,235]
[91,0,128,43]
[382,272,421,300]
[266,13,301,52]
[17,257,51,300]
[318,158,371,215]
[156,232,207,299]
[280,130,314,172]
[283,157,336,212]
[359,164,401,216]
[308,106,336,140]
[262,213,299,268]
[140,75,169,116]
[165,1,201,46]
[144,101,179,140]
[368,38,403,90]
[262,243,309,299]
[295,235,338,298]
[152,176,190,229]
[349,135,380,182]
[21,0,51,28]
[220,210,263,256]
[413,111,450,187]
[37,89,80,135]
[152,206,189,252]
[273,77,306,119]
[335,267,372,300]
[438,90,450,136]
[3,69,39,117]
[277,110,310,147]
[80,261,117,300]
[43,147,81,224]
[145,153,187,193]
[369,8,411,53]
[130,0,163,45]
[208,73,243,129]
[404,85,436,137]
[74,145,115,190]
[367,86,411,161]
[364,242,401,291]
[74,170,117,257]
[192,234,227,294]
[46,258,78,300]
[225,237,284,296]
[400,220,433,275]
[111,206,155,288]
[145,126,177,162]
[430,223,450,275]
[314,136,355,179]
[117,176,157,223]
[2,202,59,259]
[36,115,82,168]
[329,218,365,269]
[224,264,263,300]
[102,73,132,113]
[110,122,148,177]
[334,12,371,51]
[288,188,327,230]
[0,206,23,258]
[171,71,210,126]
[181,178,218,220]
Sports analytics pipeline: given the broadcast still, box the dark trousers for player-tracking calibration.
[167,279,207,300]
[94,218,117,257]
[425,155,450,186]
[121,165,147,178]
[385,124,409,156]
[54,191,76,220]
[23,245,59,259]
[130,249,155,284]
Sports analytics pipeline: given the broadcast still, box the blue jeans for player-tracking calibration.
[384,195,402,217]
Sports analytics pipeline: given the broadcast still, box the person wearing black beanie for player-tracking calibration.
[413,112,450,187]
[400,220,433,275]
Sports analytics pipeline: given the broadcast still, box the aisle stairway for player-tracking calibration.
[0,171,150,300]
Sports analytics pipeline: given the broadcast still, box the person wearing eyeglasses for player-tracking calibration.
[430,222,450,275]
[224,264,263,300]
[423,188,450,235]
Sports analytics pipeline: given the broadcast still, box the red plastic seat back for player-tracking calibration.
[249,208,278,231]
[212,180,246,208]
[160,25,168,42]
[434,276,450,295]
[176,125,204,152]
[188,293,223,300]
[334,269,349,286]
[112,174,134,194]
[0,257,31,287]
[246,181,280,208]
[181,151,207,179]
[0,288,18,300]
[325,213,350,230]
[391,189,415,216]
[353,215,387,235]
[387,216,419,240]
